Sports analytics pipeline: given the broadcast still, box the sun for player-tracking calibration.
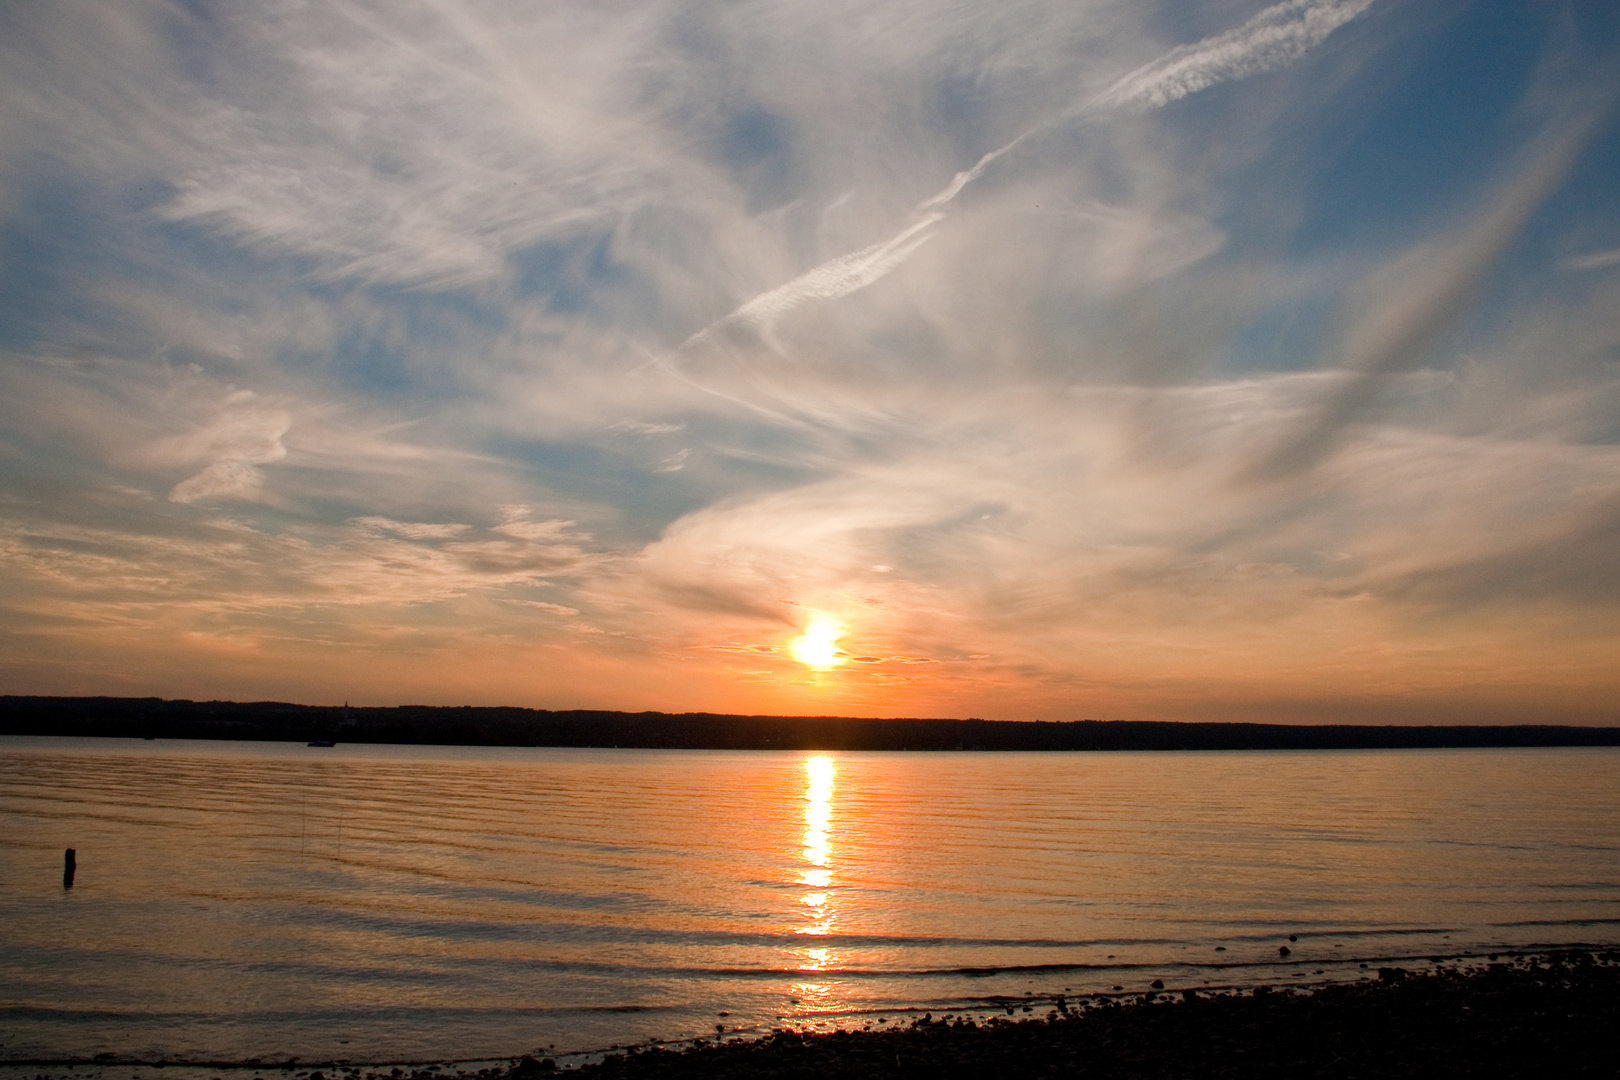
[790,613,848,669]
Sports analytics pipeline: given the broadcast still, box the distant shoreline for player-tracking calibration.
[4,695,1619,752]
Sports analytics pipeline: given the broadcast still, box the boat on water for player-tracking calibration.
[306,739,337,747]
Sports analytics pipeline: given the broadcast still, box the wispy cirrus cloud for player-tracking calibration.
[0,509,596,615]
[1565,247,1620,272]
[681,0,1378,364]
[2,0,1618,720]
[160,392,291,503]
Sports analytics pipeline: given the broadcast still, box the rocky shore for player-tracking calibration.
[537,949,1618,1078]
[9,951,1616,1080]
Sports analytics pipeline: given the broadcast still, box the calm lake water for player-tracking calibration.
[2,738,1618,1064]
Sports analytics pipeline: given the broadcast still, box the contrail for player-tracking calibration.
[1089,0,1376,111]
[681,212,945,355]
[1243,107,1606,482]
[680,0,1379,358]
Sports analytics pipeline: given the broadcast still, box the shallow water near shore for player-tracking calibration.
[2,738,1618,1064]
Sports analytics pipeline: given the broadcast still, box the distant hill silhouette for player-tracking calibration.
[3,696,1618,751]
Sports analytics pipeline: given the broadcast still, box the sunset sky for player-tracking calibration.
[2,0,1618,724]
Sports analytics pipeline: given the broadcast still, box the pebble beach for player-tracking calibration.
[9,950,1616,1080]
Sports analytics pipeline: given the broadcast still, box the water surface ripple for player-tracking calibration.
[2,739,1617,1061]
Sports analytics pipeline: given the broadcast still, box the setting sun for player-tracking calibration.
[789,614,847,669]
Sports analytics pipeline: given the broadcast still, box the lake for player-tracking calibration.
[2,738,1618,1065]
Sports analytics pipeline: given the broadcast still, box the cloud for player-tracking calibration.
[1565,247,1620,272]
[0,510,598,615]
[504,599,581,616]
[607,369,1620,686]
[3,0,1619,719]
[152,2,678,288]
[1377,493,1620,606]
[682,212,946,355]
[492,512,582,542]
[163,393,291,503]
[678,0,1375,367]
[350,517,471,540]
[1091,0,1376,110]
[611,420,686,436]
[655,448,691,472]
[1246,108,1606,480]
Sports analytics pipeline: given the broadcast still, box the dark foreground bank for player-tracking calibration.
[13,951,1614,1080]
[546,951,1614,1080]
[553,951,1617,1079]
[542,951,1617,1079]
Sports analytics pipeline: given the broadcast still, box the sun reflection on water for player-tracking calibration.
[796,756,838,960]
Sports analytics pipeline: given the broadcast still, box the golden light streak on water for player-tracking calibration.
[796,756,837,958]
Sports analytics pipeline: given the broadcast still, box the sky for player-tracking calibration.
[2,0,1618,724]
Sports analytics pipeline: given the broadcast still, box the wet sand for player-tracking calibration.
[8,950,1616,1080]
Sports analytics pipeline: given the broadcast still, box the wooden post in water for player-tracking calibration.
[63,848,76,889]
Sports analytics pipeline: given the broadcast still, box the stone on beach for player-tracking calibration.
[529,951,1617,1080]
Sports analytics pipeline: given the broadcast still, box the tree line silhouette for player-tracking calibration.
[4,696,1618,751]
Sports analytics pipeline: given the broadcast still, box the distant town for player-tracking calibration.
[4,696,1618,752]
